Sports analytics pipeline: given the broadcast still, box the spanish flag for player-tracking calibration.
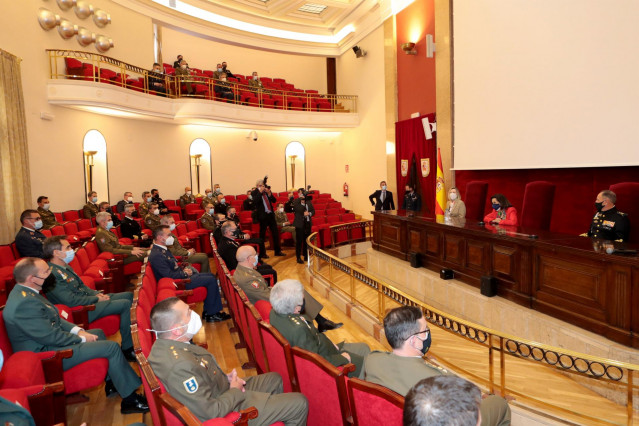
[435,148,446,218]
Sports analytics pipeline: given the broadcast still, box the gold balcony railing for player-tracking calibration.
[308,220,639,425]
[46,49,357,113]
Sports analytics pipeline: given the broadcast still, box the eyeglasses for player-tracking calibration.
[406,328,430,341]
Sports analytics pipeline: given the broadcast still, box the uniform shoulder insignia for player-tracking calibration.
[250,281,260,289]
[183,376,199,394]
[619,211,627,216]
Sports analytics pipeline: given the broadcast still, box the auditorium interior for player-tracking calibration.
[1,0,639,424]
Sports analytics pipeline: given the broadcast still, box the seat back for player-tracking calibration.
[520,181,556,231]
[347,378,404,426]
[62,210,80,221]
[609,182,639,243]
[291,347,352,426]
[0,306,14,357]
[463,181,489,222]
[0,245,16,268]
[258,321,295,392]
[75,248,91,272]
[84,241,100,261]
[245,304,267,373]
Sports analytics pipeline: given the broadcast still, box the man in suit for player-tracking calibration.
[369,181,395,211]
[149,225,230,322]
[4,258,148,414]
[242,189,256,212]
[95,212,146,265]
[251,179,285,258]
[83,191,99,219]
[160,215,210,273]
[219,223,275,280]
[364,306,511,426]
[116,191,134,214]
[179,186,196,209]
[214,194,228,216]
[36,196,61,230]
[148,297,308,424]
[120,204,151,247]
[173,54,183,69]
[292,190,314,264]
[43,236,136,361]
[269,280,368,377]
[234,246,341,332]
[15,210,46,258]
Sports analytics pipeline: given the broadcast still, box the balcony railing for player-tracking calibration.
[46,49,357,113]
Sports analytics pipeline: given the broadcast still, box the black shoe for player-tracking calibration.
[261,254,270,259]
[122,347,137,363]
[275,252,286,256]
[121,393,149,414]
[318,319,343,333]
[205,312,232,322]
[104,380,117,398]
[297,258,304,264]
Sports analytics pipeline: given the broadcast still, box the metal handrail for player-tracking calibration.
[46,49,357,113]
[308,220,639,425]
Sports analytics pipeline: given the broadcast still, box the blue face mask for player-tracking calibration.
[217,67,222,72]
[92,197,98,203]
[253,255,258,267]
[34,220,43,230]
[209,209,215,215]
[106,221,114,230]
[492,203,501,211]
[63,249,75,264]
[147,197,152,202]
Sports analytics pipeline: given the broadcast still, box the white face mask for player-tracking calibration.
[186,191,191,195]
[149,310,202,339]
[181,65,187,69]
[43,203,50,210]
[221,198,226,204]
[253,75,258,80]
[248,195,252,200]
[253,255,259,267]
[153,209,160,215]
[165,235,175,246]
[169,223,176,231]
[449,192,458,201]
[127,197,133,202]
[278,208,284,213]
[206,192,212,198]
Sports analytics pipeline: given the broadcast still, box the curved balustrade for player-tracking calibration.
[46,49,357,113]
[307,221,639,424]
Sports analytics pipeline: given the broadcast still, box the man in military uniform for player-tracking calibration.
[221,62,234,79]
[148,297,308,424]
[292,192,314,264]
[201,189,215,210]
[212,63,224,80]
[275,203,296,243]
[149,226,229,322]
[179,186,196,209]
[248,71,264,91]
[4,258,148,414]
[219,223,273,278]
[402,183,422,212]
[242,189,255,212]
[151,188,169,215]
[95,212,147,265]
[270,280,367,377]
[200,202,217,232]
[83,191,99,219]
[364,306,511,426]
[42,236,136,361]
[139,191,152,218]
[160,215,210,273]
[175,59,194,95]
[214,184,223,197]
[116,191,134,214]
[585,190,630,242]
[99,202,121,227]
[145,202,162,231]
[224,210,265,254]
[15,210,46,258]
[120,205,152,247]
[36,195,61,230]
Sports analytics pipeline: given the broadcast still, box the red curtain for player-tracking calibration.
[395,113,437,215]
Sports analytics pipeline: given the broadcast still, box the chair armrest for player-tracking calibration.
[69,304,96,329]
[262,274,274,287]
[158,391,204,425]
[39,350,73,384]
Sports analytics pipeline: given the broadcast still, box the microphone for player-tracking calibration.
[605,247,637,255]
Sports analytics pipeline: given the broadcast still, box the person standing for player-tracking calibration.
[293,190,314,264]
[251,179,285,258]
[369,181,395,211]
[402,183,422,212]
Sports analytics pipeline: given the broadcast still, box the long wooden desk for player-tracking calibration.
[372,211,639,348]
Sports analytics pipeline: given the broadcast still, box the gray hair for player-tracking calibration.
[221,220,235,236]
[124,204,136,213]
[270,279,304,315]
[96,211,111,224]
[256,179,264,186]
[600,190,617,204]
[13,258,40,284]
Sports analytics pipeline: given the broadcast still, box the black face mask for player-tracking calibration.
[289,196,294,201]
[595,201,604,212]
[419,333,432,355]
[299,298,306,314]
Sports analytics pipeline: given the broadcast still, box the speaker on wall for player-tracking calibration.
[480,276,497,297]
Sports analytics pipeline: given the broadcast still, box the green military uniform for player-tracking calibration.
[138,201,150,218]
[180,193,197,209]
[275,211,296,243]
[0,395,35,426]
[148,338,308,425]
[201,196,215,211]
[45,262,134,350]
[83,202,99,219]
[233,265,321,318]
[167,232,210,273]
[37,207,61,230]
[200,212,217,232]
[95,226,144,265]
[3,285,142,398]
[364,352,511,426]
[270,310,370,378]
[144,213,162,231]
[248,79,264,90]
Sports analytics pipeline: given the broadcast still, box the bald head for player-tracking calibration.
[236,245,257,268]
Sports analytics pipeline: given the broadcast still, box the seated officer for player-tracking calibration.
[15,209,46,258]
[99,202,121,227]
[179,186,196,209]
[218,222,272,276]
[36,195,61,230]
[139,191,152,218]
[584,190,630,242]
[42,236,136,361]
[149,225,230,323]
[200,202,217,232]
[159,215,210,273]
[116,191,134,214]
[83,191,99,219]
[144,202,162,231]
[148,297,308,424]
[120,204,152,248]
[214,194,228,216]
[151,188,168,215]
[4,258,148,414]
[364,306,511,426]
[95,212,147,264]
[269,280,369,378]
[275,203,296,243]
[201,189,214,210]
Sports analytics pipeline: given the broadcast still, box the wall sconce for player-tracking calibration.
[56,0,77,10]
[426,34,436,58]
[84,150,98,192]
[58,19,79,39]
[93,9,111,27]
[289,155,298,191]
[95,34,114,53]
[191,154,203,197]
[352,45,367,58]
[37,8,61,31]
[401,42,417,55]
[74,1,94,19]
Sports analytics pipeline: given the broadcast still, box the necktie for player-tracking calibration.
[381,191,385,202]
[262,193,271,213]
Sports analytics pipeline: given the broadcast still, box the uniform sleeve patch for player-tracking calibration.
[183,376,199,393]
[251,281,260,289]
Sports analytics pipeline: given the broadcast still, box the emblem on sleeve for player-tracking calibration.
[251,281,260,289]
[183,376,199,393]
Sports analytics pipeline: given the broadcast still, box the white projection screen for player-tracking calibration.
[452,0,639,170]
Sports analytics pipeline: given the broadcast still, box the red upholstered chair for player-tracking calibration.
[254,300,272,322]
[62,210,80,222]
[258,322,296,392]
[64,57,83,78]
[245,303,267,373]
[55,302,120,337]
[290,347,353,426]
[609,182,639,243]
[0,384,65,426]
[520,181,556,231]
[463,181,489,222]
[347,378,404,426]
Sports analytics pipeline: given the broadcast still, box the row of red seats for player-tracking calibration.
[211,236,404,426]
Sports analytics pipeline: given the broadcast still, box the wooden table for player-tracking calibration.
[372,211,639,348]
